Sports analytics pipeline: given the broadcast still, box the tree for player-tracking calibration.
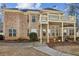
[68,3,79,29]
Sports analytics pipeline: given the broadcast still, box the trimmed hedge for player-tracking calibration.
[29,32,38,42]
[0,35,4,40]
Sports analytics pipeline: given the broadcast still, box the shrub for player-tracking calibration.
[18,38,24,41]
[0,35,4,40]
[29,32,38,42]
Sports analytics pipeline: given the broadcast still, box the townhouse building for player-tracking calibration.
[3,8,76,43]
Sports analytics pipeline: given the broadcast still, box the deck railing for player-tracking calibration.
[40,15,48,24]
[49,15,75,22]
[40,15,76,23]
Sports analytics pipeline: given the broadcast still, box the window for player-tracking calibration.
[13,29,16,36]
[9,29,12,37]
[41,17,47,22]
[69,29,74,35]
[9,28,16,37]
[64,29,67,36]
[43,31,46,36]
[48,14,59,20]
[51,29,55,36]
[32,16,36,22]
[42,29,46,36]
[27,29,29,36]
[56,29,59,36]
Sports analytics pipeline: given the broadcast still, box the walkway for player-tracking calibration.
[34,45,72,56]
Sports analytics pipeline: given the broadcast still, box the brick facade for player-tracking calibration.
[3,9,76,43]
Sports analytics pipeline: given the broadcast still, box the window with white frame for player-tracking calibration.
[69,29,74,35]
[48,14,59,20]
[56,29,59,36]
[41,17,47,22]
[9,28,16,37]
[32,16,36,22]
[9,29,12,37]
[13,29,16,36]
[64,29,67,36]
[51,29,55,36]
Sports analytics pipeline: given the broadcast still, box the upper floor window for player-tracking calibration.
[48,14,59,20]
[41,17,47,22]
[32,16,36,22]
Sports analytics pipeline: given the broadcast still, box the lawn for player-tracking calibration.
[48,42,79,56]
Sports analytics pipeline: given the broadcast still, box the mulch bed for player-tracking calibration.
[0,40,40,43]
[47,41,79,56]
[47,41,79,48]
[0,40,29,43]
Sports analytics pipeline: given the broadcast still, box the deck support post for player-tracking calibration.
[62,22,64,42]
[47,23,49,43]
[74,23,76,42]
[29,14,31,33]
[40,24,42,43]
[40,14,42,43]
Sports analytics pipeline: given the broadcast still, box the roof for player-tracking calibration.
[43,8,61,11]
[5,8,63,13]
[6,8,19,10]
[43,8,63,14]
[19,9,40,12]
[6,8,40,12]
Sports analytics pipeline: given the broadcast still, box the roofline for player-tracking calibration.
[4,8,64,14]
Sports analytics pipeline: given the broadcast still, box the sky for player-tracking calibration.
[5,3,68,12]
[0,3,69,22]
